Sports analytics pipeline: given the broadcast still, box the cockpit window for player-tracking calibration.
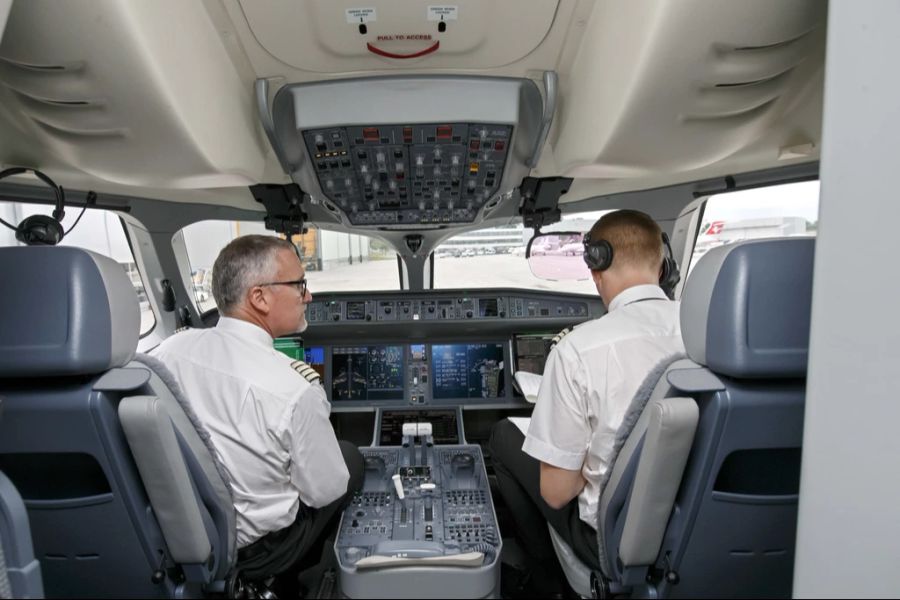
[688,180,820,276]
[0,201,156,336]
[432,211,613,294]
[180,220,400,312]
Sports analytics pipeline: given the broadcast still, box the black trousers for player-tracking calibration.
[489,419,599,569]
[236,440,365,580]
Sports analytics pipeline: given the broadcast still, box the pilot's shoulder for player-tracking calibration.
[550,326,574,349]
[552,317,613,353]
[288,359,322,386]
[154,325,203,353]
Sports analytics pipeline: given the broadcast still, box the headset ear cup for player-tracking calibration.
[583,236,613,271]
[658,232,681,298]
[0,167,68,245]
[15,214,64,246]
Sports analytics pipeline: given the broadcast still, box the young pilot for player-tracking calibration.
[490,210,685,593]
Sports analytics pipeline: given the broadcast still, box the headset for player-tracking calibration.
[0,167,68,246]
[583,231,682,299]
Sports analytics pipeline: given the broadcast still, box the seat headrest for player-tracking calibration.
[0,247,140,377]
[680,237,814,379]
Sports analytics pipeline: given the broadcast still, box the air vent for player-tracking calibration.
[684,28,820,123]
[31,117,127,140]
[0,56,84,72]
[10,88,100,108]
[712,66,795,89]
[731,30,814,52]
[0,56,122,143]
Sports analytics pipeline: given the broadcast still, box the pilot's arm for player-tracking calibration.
[522,340,590,509]
[285,384,350,508]
[540,462,586,510]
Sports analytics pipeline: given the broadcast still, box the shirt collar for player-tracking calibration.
[216,316,273,348]
[607,284,669,312]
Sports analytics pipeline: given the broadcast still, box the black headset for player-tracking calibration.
[583,231,682,299]
[0,167,67,246]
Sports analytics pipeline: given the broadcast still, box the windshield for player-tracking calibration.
[432,211,612,294]
[180,220,399,312]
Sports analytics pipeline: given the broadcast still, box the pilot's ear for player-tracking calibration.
[247,285,271,314]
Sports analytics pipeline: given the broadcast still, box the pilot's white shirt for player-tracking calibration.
[151,317,349,548]
[523,284,684,529]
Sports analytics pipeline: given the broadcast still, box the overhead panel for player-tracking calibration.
[304,123,511,225]
[266,76,545,228]
[237,0,560,71]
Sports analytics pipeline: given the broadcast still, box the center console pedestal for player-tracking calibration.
[334,426,501,599]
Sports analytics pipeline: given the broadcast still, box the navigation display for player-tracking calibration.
[432,343,505,399]
[332,345,404,401]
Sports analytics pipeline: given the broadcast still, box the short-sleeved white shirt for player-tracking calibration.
[523,284,684,529]
[151,317,349,547]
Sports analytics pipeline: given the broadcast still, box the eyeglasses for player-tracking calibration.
[258,278,308,296]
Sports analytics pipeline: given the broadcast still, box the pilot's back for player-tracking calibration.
[151,315,346,547]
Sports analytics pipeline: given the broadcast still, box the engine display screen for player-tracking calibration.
[332,345,404,401]
[432,343,505,399]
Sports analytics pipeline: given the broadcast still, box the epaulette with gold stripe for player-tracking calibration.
[290,360,322,384]
[550,327,572,349]
[174,326,191,334]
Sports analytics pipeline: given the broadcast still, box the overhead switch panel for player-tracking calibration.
[304,123,512,226]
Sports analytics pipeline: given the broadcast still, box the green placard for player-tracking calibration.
[274,336,304,361]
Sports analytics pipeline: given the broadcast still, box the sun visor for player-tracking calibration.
[238,0,559,71]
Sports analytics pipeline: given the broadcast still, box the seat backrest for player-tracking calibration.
[0,247,234,597]
[119,353,236,581]
[600,238,814,598]
[596,357,698,587]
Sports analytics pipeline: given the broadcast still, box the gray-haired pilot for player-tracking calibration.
[153,234,363,585]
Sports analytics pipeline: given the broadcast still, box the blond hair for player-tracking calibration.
[588,210,663,272]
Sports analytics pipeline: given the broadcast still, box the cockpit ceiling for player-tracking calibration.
[0,0,825,213]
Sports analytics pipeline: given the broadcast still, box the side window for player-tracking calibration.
[0,202,157,336]
[688,181,820,275]
[179,220,399,313]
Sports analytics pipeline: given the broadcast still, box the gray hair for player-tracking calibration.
[211,235,296,314]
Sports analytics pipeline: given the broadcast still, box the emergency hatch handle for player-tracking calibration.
[366,41,440,59]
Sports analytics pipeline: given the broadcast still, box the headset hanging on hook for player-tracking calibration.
[0,167,94,246]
